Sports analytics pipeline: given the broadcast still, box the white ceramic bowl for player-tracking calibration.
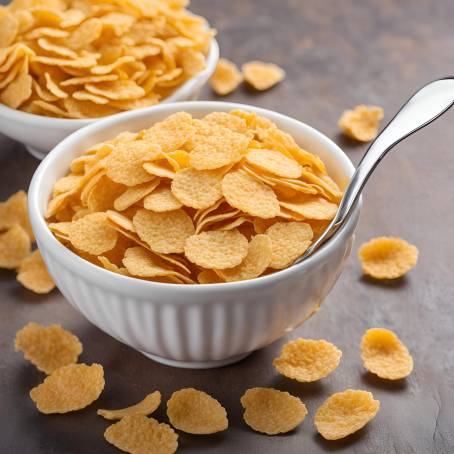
[28,101,360,369]
[0,40,219,160]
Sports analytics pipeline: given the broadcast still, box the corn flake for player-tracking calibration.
[216,234,272,282]
[0,190,33,239]
[210,58,243,95]
[280,196,338,221]
[339,105,384,142]
[15,322,82,374]
[171,168,223,209]
[133,209,194,254]
[68,212,118,255]
[359,236,418,279]
[17,249,55,294]
[185,229,248,269]
[222,171,280,219]
[114,179,159,211]
[266,221,313,269]
[242,61,285,91]
[0,224,31,269]
[241,387,307,435]
[246,149,302,179]
[105,415,178,454]
[98,391,161,420]
[143,185,183,212]
[273,338,342,382]
[361,328,413,380]
[30,363,105,414]
[314,390,380,440]
[167,388,228,434]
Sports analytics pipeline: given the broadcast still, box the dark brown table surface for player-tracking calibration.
[1,0,454,452]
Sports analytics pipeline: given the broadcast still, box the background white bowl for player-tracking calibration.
[0,39,219,161]
[28,101,360,369]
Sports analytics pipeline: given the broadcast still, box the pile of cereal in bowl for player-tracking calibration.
[0,0,214,118]
[45,110,343,283]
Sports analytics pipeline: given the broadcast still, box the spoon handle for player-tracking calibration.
[297,77,454,263]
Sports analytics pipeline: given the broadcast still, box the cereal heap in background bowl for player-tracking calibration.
[45,110,343,284]
[0,0,214,118]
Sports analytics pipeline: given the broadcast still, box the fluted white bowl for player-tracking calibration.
[0,39,219,160]
[28,101,360,369]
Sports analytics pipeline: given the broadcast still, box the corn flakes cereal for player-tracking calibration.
[0,224,31,269]
[0,0,214,118]
[273,338,342,382]
[216,234,272,282]
[105,415,178,454]
[222,171,280,219]
[113,179,160,211]
[30,363,104,414]
[15,322,82,374]
[241,387,307,435]
[210,58,243,95]
[339,105,384,142]
[143,185,183,212]
[358,236,418,279]
[361,328,413,380]
[242,61,285,91]
[133,209,194,254]
[167,388,228,434]
[0,190,33,239]
[46,110,341,284]
[68,212,118,255]
[265,221,313,269]
[171,168,223,209]
[246,149,303,179]
[98,391,161,421]
[280,196,339,221]
[16,249,55,294]
[314,390,380,440]
[184,229,248,269]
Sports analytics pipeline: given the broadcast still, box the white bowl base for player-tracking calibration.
[140,350,252,369]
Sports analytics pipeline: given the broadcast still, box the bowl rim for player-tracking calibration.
[29,100,361,295]
[0,39,219,127]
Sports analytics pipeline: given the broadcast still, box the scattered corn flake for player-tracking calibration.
[98,391,161,420]
[361,328,413,380]
[0,190,34,239]
[266,221,313,269]
[184,229,248,269]
[17,249,55,294]
[210,58,243,95]
[106,140,160,186]
[15,322,82,374]
[68,212,118,255]
[0,224,31,269]
[339,105,384,142]
[222,171,280,219]
[171,168,223,209]
[30,363,105,414]
[242,61,285,91]
[358,236,418,279]
[133,209,194,254]
[246,149,302,179]
[241,387,307,435]
[217,234,272,282]
[280,196,339,221]
[273,338,342,382]
[314,389,380,440]
[167,388,228,435]
[143,185,183,212]
[105,415,178,454]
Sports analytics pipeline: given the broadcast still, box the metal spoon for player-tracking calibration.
[295,77,454,264]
